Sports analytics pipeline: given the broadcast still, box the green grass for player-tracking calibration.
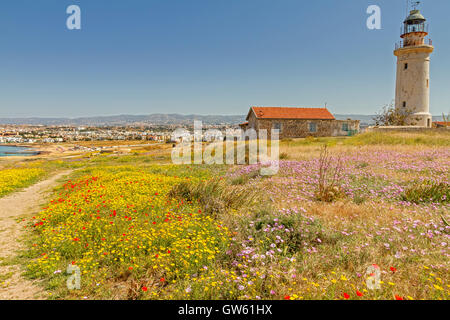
[279,131,450,148]
[281,136,346,147]
[401,180,450,204]
[345,131,450,146]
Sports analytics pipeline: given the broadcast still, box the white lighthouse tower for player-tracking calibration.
[394,3,434,127]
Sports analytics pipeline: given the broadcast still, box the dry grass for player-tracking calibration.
[6,130,449,300]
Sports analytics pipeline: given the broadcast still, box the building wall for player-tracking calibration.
[394,45,433,127]
[247,116,360,139]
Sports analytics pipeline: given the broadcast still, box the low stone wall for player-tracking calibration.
[367,126,450,133]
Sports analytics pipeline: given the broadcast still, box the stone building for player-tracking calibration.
[241,106,360,139]
[394,7,434,127]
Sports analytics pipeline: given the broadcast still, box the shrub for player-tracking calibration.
[314,146,345,202]
[373,102,420,126]
[279,152,289,160]
[169,178,260,216]
[401,180,449,203]
[230,169,266,186]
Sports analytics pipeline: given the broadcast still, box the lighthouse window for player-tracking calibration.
[404,63,408,70]
[403,101,406,108]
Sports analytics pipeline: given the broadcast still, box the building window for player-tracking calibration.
[309,122,317,133]
[403,101,407,108]
[273,122,282,133]
[342,123,349,131]
[404,63,408,70]
[427,119,431,128]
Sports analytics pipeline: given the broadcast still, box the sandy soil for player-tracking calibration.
[0,170,72,300]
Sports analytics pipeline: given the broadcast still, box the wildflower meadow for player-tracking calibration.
[2,132,449,300]
[0,168,45,198]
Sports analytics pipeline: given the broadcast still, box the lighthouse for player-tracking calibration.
[394,5,434,127]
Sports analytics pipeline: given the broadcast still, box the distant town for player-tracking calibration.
[0,113,446,144]
[0,123,239,144]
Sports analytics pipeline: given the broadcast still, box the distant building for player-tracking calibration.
[433,122,449,128]
[243,106,359,139]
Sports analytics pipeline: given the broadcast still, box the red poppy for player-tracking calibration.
[142,286,148,292]
[343,293,350,299]
[284,295,290,300]
[128,267,133,270]
[356,290,364,297]
[395,295,404,300]
[390,267,397,273]
[160,277,165,282]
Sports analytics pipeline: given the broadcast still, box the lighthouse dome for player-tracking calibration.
[404,10,426,25]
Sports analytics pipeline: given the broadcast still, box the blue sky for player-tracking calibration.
[0,0,448,117]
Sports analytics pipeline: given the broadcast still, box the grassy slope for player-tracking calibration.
[12,131,450,300]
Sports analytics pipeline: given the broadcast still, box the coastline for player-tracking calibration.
[0,144,42,157]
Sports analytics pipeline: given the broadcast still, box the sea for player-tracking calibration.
[0,146,35,157]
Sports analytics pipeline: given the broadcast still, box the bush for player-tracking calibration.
[314,146,345,202]
[169,178,260,216]
[230,170,265,186]
[373,102,419,126]
[279,152,289,160]
[401,180,449,203]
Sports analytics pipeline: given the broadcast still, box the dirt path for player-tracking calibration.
[0,171,72,300]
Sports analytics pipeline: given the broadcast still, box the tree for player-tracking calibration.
[373,102,420,126]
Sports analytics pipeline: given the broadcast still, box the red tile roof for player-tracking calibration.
[247,107,335,120]
[433,121,450,127]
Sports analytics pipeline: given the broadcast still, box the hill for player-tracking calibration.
[0,114,445,126]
